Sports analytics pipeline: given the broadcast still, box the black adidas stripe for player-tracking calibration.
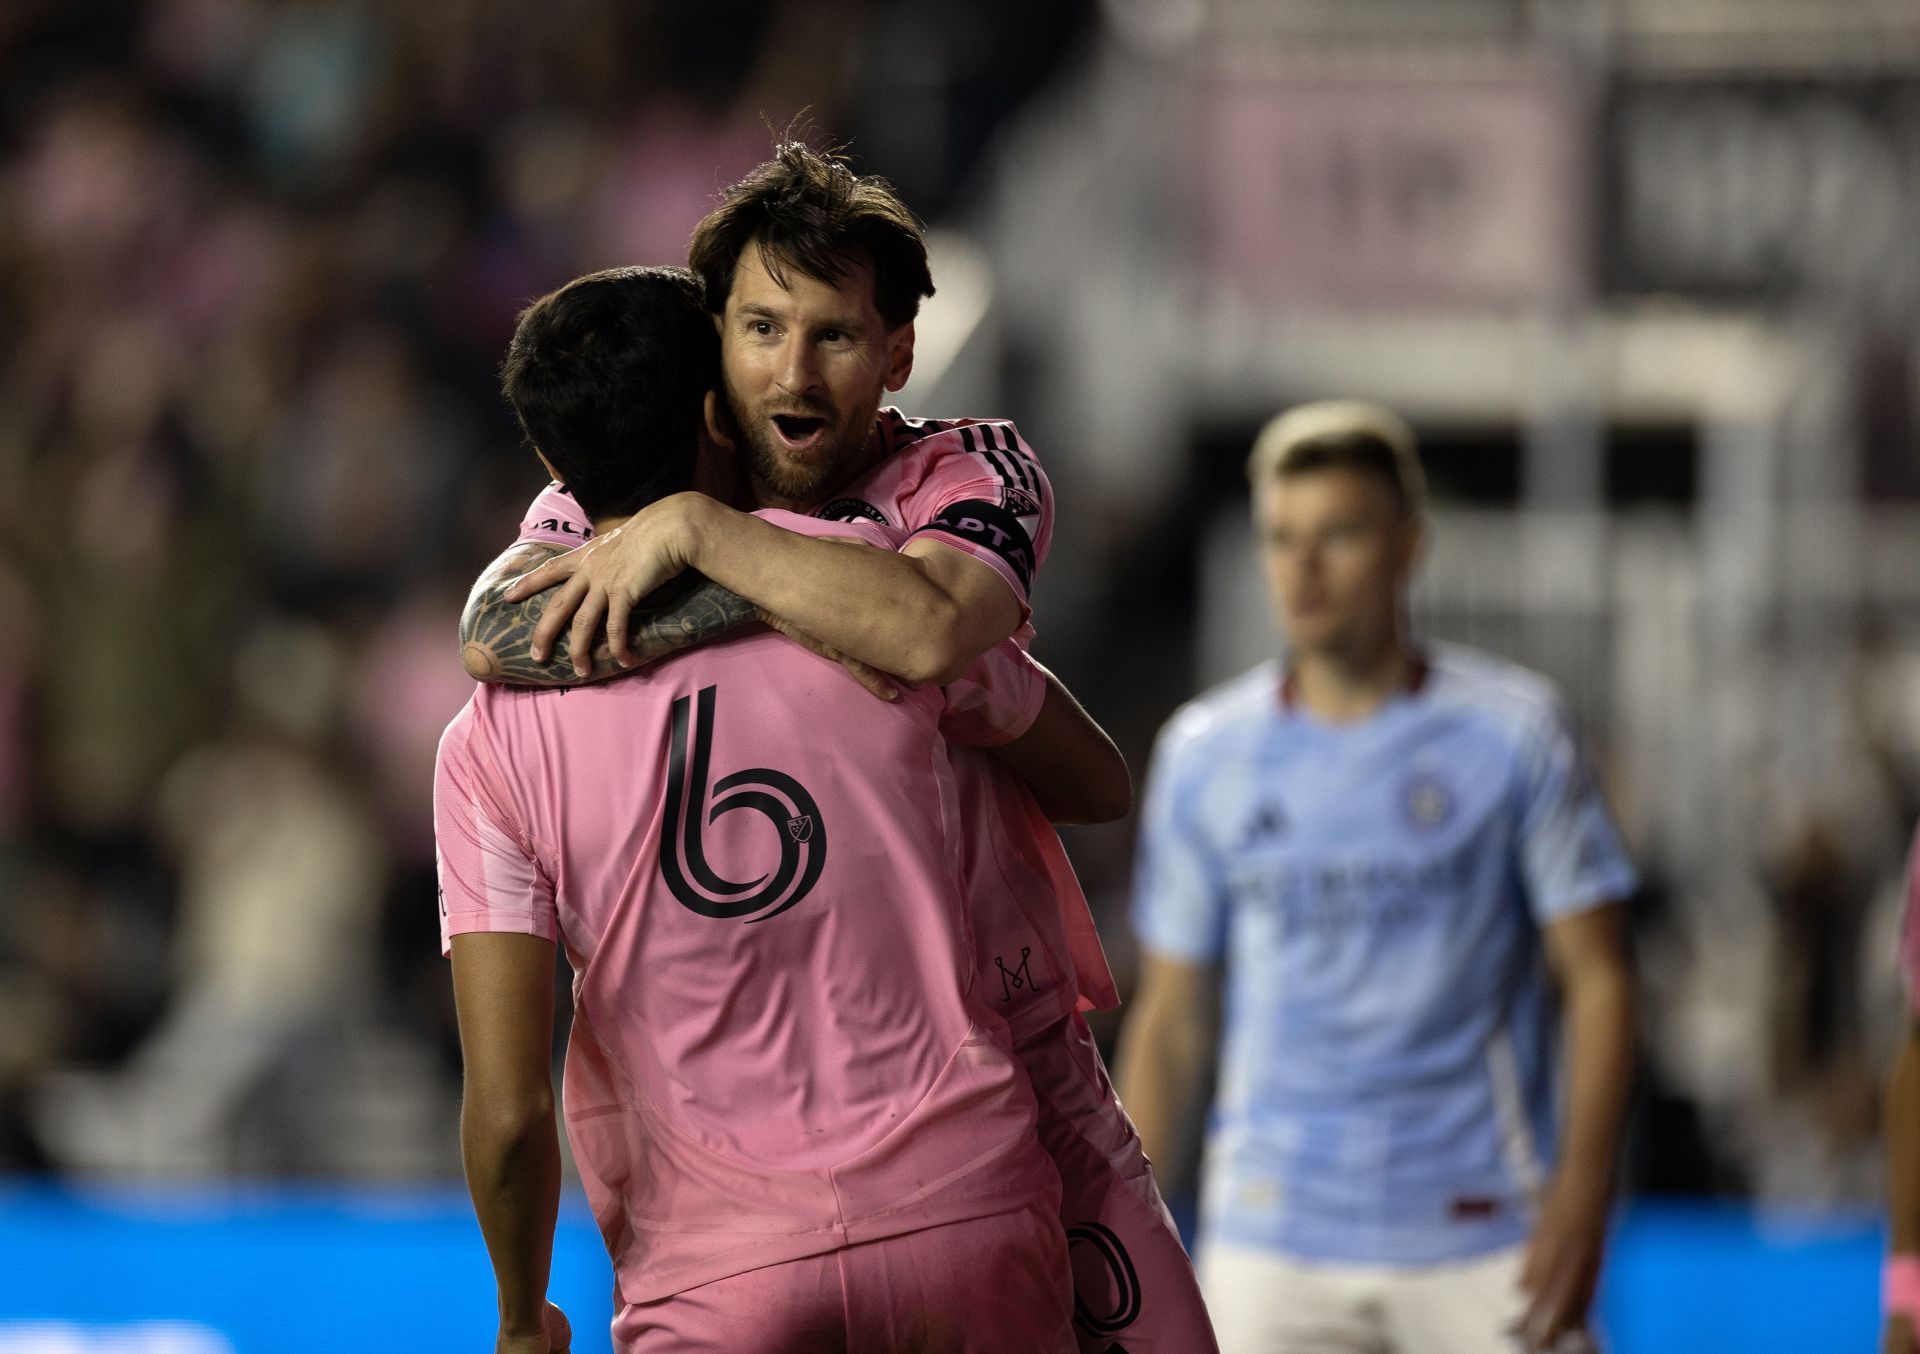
[963,423,1022,494]
[980,421,1039,495]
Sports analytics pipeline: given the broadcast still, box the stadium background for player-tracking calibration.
[0,0,1911,1348]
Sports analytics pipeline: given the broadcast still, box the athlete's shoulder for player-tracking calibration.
[1424,642,1569,746]
[1158,661,1280,765]
[879,407,1034,450]
[437,692,483,757]
[880,408,1045,485]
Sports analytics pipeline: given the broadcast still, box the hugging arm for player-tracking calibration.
[461,542,759,688]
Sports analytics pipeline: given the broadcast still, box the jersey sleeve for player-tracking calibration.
[433,701,558,955]
[937,640,1047,748]
[1515,700,1639,925]
[1130,712,1230,963]
[899,421,1054,609]
[514,482,595,550]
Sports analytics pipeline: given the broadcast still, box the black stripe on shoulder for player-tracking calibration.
[968,423,1025,495]
[978,422,1038,495]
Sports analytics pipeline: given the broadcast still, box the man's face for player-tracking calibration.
[718,238,914,508]
[1255,468,1420,659]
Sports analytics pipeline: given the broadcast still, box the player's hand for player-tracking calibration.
[495,1301,570,1354]
[1887,1313,1918,1354]
[505,493,705,676]
[756,610,902,701]
[1516,1173,1609,1352]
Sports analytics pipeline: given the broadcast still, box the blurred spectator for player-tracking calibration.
[34,620,386,1176]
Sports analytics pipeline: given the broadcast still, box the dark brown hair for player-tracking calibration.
[500,266,717,520]
[688,141,934,330]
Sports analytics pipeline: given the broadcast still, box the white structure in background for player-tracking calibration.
[949,0,1920,1203]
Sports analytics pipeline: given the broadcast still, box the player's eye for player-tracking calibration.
[819,329,846,344]
[748,320,776,337]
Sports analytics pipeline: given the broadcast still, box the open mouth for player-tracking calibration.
[771,414,828,450]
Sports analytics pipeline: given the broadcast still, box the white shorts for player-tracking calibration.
[1197,1240,1592,1354]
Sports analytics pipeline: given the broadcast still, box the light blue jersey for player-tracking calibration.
[1132,644,1637,1265]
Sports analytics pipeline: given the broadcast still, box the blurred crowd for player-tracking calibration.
[0,0,1090,1176]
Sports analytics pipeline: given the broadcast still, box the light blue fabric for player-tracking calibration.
[1133,643,1638,1264]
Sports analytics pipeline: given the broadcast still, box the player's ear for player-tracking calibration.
[535,450,566,487]
[703,390,737,451]
[883,322,914,394]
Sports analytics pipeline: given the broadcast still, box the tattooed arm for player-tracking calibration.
[460,542,759,687]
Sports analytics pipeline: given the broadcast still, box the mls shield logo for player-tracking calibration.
[662,685,828,923]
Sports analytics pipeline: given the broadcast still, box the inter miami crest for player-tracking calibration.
[661,685,827,922]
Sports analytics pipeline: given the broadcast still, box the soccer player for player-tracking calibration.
[441,265,1090,1352]
[1117,401,1639,1354]
[462,143,1216,1352]
[1887,825,1920,1354]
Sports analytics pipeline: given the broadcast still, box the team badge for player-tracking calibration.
[1400,771,1455,832]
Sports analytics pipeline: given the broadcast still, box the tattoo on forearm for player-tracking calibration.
[459,548,758,687]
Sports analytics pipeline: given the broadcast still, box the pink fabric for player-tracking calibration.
[1887,1254,1920,1319]
[1021,1013,1219,1353]
[609,1202,1077,1353]
[1906,826,1920,1016]
[515,481,595,549]
[435,510,1058,1304]
[510,408,1120,1017]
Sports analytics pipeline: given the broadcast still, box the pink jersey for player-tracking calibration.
[511,408,1120,1027]
[1904,824,1920,1014]
[516,408,1052,608]
[436,510,1058,1304]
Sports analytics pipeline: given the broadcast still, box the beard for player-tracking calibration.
[723,374,878,509]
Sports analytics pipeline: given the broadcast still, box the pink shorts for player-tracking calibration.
[610,1201,1076,1353]
[1019,1013,1220,1354]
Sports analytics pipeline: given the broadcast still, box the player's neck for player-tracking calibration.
[1287,629,1416,724]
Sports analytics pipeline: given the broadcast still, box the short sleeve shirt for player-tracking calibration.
[1132,644,1638,1265]
[435,511,1056,1303]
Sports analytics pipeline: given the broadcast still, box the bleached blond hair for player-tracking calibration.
[1247,399,1426,515]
